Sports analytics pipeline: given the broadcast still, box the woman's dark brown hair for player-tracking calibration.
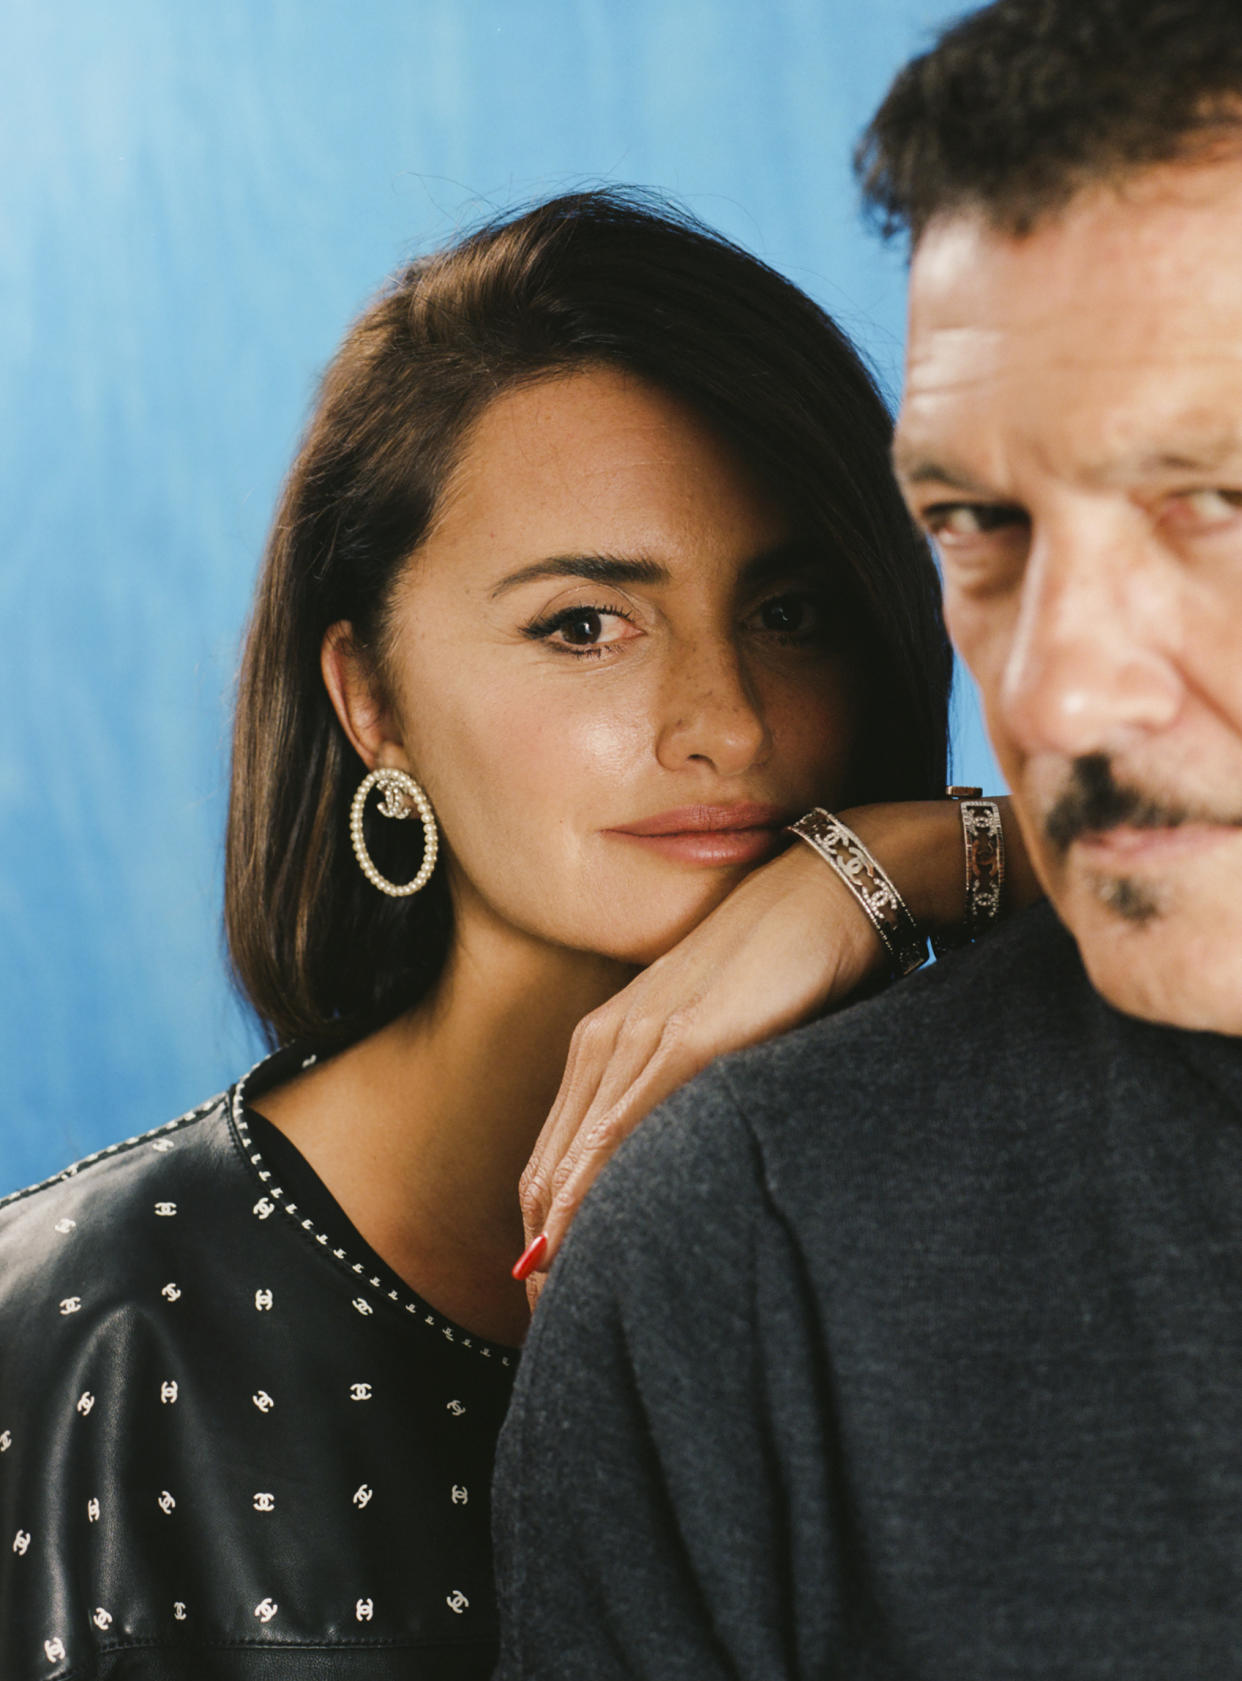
[226,187,951,1048]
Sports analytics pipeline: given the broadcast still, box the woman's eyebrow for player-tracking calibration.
[490,539,816,602]
[737,540,820,590]
[490,554,670,599]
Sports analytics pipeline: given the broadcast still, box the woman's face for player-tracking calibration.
[340,365,860,966]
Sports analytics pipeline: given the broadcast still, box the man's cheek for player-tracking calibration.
[945,595,1028,772]
[941,587,994,689]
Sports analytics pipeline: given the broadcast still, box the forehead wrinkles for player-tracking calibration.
[911,157,1242,328]
[905,314,1242,403]
[903,201,1242,489]
[906,260,1242,394]
[901,356,1242,485]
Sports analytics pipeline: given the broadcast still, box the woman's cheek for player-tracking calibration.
[418,683,632,878]
[766,666,859,797]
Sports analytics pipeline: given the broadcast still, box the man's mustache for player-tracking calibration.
[1044,753,1242,856]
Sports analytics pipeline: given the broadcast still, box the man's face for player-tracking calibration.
[896,154,1242,1034]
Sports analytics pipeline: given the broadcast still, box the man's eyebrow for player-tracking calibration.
[894,431,1242,495]
[891,445,995,495]
[1088,433,1242,485]
[490,555,670,599]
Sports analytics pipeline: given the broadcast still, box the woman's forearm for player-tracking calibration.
[831,795,1044,944]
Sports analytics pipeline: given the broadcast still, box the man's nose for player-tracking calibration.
[653,638,771,777]
[997,522,1184,760]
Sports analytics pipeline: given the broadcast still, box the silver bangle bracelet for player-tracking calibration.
[933,786,1006,954]
[959,793,1005,939]
[787,809,929,979]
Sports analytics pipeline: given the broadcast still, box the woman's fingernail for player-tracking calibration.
[511,1233,549,1281]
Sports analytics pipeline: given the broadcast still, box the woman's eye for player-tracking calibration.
[750,591,823,641]
[557,608,609,646]
[523,603,637,655]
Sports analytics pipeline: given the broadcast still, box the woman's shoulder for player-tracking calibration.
[0,1064,510,1680]
[0,1087,239,1304]
[0,1053,523,1378]
[0,1040,327,1283]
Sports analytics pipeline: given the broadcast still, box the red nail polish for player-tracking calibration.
[512,1233,548,1281]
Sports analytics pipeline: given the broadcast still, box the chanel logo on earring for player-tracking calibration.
[349,768,439,898]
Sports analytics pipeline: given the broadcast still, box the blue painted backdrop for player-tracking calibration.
[1,0,999,1194]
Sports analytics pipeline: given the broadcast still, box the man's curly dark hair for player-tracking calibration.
[857,0,1242,243]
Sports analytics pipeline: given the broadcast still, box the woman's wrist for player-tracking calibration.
[812,795,1042,942]
[764,827,895,982]
[834,800,969,936]
[772,795,1045,986]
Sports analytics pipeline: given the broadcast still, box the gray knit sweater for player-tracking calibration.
[494,904,1242,1679]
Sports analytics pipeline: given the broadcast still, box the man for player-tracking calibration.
[493,1,1242,1674]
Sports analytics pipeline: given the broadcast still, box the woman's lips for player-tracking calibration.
[606,804,793,866]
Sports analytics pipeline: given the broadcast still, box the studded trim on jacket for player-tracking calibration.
[0,1043,517,1680]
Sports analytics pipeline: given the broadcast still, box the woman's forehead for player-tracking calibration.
[410,367,792,596]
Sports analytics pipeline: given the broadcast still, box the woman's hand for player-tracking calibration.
[517,798,1039,1305]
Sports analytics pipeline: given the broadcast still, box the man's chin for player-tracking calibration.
[1052,874,1242,1037]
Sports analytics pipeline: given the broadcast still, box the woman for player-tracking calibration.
[0,189,1036,1680]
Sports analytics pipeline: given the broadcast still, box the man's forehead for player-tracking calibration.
[897,157,1242,484]
[906,154,1242,340]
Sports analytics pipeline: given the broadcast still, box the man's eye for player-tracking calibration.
[1167,488,1242,530]
[922,502,1025,539]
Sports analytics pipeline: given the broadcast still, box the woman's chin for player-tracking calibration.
[589,866,755,968]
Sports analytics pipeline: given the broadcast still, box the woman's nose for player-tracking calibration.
[653,640,771,777]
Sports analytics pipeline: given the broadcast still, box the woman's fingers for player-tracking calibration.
[520,992,744,1275]
[521,1028,705,1310]
[542,1033,703,1256]
[519,1006,667,1247]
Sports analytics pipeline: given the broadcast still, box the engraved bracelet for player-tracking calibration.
[933,786,1006,953]
[788,809,929,978]
[955,788,1005,939]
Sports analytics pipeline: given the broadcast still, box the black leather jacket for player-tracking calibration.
[0,1046,516,1679]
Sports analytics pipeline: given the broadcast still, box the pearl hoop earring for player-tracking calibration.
[349,768,439,898]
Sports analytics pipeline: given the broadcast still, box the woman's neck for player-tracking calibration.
[256,914,634,1346]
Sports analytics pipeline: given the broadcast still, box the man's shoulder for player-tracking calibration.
[583,904,1099,1247]
[724,900,1090,1131]
[698,900,1238,1247]
[557,900,1222,1361]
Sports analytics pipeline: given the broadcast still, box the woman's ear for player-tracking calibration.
[320,621,406,770]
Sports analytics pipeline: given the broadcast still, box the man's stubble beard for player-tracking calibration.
[1042,752,1242,929]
